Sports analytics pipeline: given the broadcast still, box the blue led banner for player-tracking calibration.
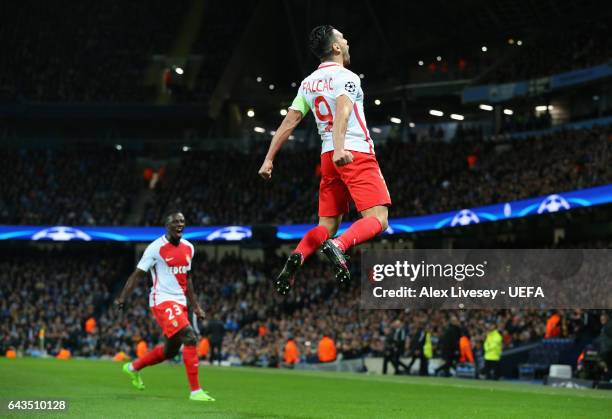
[0,225,253,242]
[0,185,610,242]
[277,184,612,240]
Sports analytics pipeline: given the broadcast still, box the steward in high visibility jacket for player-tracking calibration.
[423,332,433,359]
[284,338,299,366]
[136,340,149,359]
[318,335,336,363]
[459,335,474,364]
[484,330,502,361]
[545,312,561,338]
[483,325,503,380]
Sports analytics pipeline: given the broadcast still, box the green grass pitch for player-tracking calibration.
[1,358,611,418]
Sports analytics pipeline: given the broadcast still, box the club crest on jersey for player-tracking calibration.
[166,265,189,274]
[344,81,356,93]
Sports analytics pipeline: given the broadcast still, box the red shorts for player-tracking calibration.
[151,301,189,338]
[319,151,391,216]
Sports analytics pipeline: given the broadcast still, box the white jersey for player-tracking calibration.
[289,62,374,154]
[136,235,194,307]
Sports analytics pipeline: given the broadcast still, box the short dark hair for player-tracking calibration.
[163,210,182,226]
[309,25,336,61]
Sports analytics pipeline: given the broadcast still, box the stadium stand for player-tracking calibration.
[4,126,608,227]
[2,241,608,370]
[2,4,609,104]
[0,1,189,103]
[0,250,127,357]
[481,21,612,84]
[0,149,138,226]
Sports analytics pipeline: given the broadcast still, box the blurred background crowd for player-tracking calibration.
[2,244,610,379]
[2,126,610,227]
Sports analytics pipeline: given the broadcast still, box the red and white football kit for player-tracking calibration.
[290,62,391,216]
[137,235,195,338]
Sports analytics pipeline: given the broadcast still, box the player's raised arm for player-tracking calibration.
[186,272,206,320]
[114,268,147,309]
[331,94,354,166]
[258,108,304,180]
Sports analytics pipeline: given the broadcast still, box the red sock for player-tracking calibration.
[133,345,165,371]
[334,216,383,252]
[182,345,201,391]
[293,225,329,263]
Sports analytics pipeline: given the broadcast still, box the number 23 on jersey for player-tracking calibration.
[165,304,183,320]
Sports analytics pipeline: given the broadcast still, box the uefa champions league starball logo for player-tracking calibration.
[450,209,480,227]
[206,226,252,241]
[344,81,356,93]
[537,194,570,214]
[31,226,92,241]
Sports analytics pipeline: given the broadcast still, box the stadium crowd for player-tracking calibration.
[0,1,253,104]
[482,21,612,83]
[1,5,609,104]
[64,126,612,226]
[4,126,610,227]
[0,1,189,103]
[0,251,124,358]
[0,149,138,226]
[2,246,608,374]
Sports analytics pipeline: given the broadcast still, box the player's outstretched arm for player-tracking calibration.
[258,109,303,180]
[331,95,354,166]
[186,273,205,319]
[114,268,147,309]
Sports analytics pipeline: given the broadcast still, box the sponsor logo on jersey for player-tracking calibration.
[166,265,189,275]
